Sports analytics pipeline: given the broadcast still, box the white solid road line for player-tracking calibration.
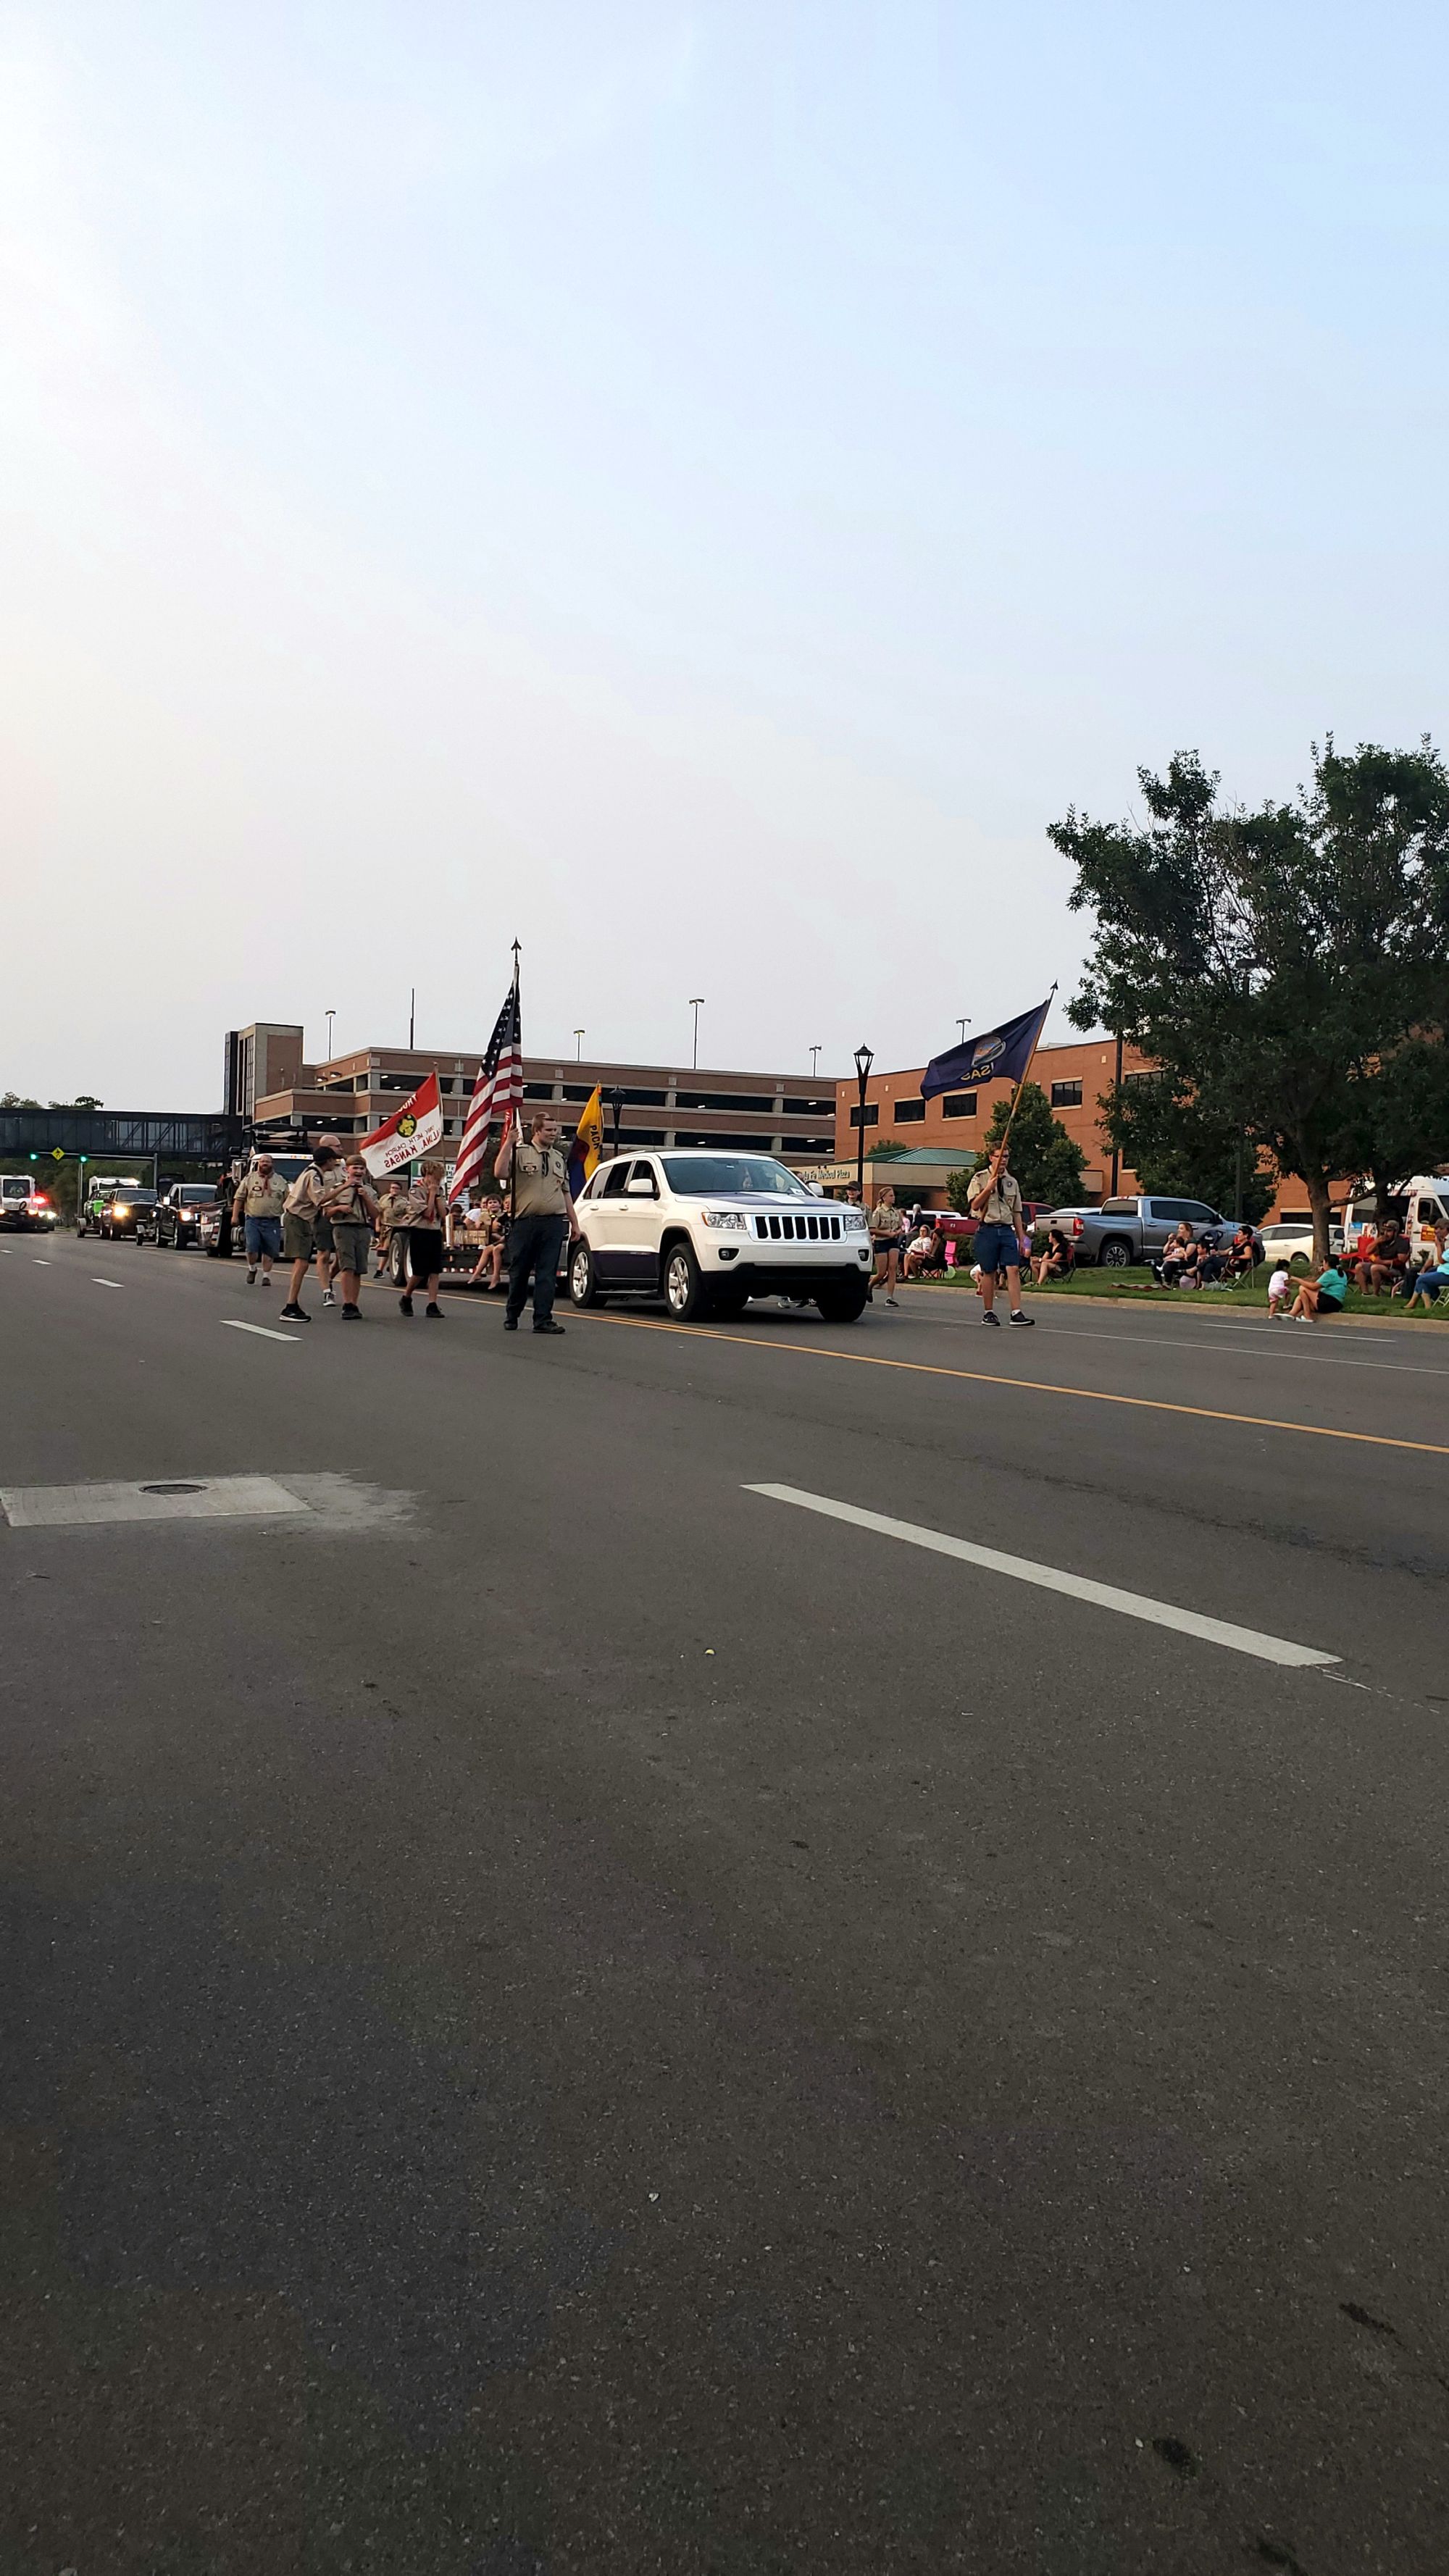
[221,1319,299,1345]
[91,1276,123,1289]
[746,1482,1340,1670]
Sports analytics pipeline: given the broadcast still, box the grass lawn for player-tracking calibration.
[920,1263,1449,1323]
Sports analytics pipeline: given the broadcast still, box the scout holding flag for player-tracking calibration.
[922,992,1055,1328]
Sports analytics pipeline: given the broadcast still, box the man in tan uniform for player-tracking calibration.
[966,1146,1035,1326]
[496,1113,580,1335]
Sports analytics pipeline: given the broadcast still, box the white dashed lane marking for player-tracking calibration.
[746,1482,1341,1670]
[221,1321,300,1345]
[91,1277,123,1289]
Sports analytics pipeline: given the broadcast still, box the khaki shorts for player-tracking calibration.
[282,1211,314,1261]
[330,1221,372,1276]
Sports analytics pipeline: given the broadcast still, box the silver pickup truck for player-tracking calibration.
[1040,1192,1229,1268]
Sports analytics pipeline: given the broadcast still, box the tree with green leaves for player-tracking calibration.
[1101,1073,1276,1224]
[977,1080,1086,1204]
[1052,741,1449,1258]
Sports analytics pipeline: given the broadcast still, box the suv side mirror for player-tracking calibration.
[625,1176,656,1197]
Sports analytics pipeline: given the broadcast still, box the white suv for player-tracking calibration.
[569,1150,873,1322]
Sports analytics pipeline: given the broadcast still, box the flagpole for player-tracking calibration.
[993,982,1058,1166]
[509,938,521,1226]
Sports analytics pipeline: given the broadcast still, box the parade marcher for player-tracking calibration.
[232,1152,288,1287]
[373,1171,409,1279]
[320,1155,381,1320]
[280,1139,342,1322]
[867,1185,903,1305]
[496,1113,579,1334]
[314,1132,345,1308]
[398,1161,448,1318]
[966,1145,1035,1325]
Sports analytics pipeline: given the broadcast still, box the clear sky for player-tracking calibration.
[4,2,1446,1102]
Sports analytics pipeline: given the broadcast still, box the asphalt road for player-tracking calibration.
[3,1233,1448,2575]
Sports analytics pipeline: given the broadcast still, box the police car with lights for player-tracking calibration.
[568,1148,872,1321]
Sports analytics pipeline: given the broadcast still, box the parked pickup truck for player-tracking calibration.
[1040,1192,1229,1268]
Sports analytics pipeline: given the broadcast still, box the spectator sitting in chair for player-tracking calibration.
[1032,1225,1076,1285]
[901,1221,935,1279]
[1154,1221,1198,1288]
[1356,1219,1409,1297]
[1225,1223,1260,1281]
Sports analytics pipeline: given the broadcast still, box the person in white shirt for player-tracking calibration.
[1266,1263,1291,1317]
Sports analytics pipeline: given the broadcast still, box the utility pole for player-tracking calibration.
[853,1045,874,1200]
[689,998,704,1069]
[1109,1029,1124,1195]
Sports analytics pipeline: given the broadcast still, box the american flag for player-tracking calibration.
[447,985,524,1205]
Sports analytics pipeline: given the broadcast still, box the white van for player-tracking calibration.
[1341,1176,1449,1259]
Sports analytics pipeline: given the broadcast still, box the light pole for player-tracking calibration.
[809,1045,822,1079]
[574,1029,585,1061]
[689,998,704,1069]
[956,1016,969,1045]
[325,1008,335,1063]
[853,1043,874,1200]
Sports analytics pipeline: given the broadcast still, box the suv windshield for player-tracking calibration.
[662,1155,811,1199]
[177,1184,217,1202]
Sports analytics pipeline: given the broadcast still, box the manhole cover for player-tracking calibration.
[141,1481,206,1495]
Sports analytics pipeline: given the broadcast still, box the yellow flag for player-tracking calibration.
[569,1085,604,1194]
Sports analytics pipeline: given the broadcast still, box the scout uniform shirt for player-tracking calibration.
[967,1167,1023,1229]
[511,1138,570,1218]
[235,1171,288,1220]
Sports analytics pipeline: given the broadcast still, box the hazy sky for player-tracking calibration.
[4,3,1447,1102]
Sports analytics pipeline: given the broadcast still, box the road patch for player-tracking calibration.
[746,1482,1340,1669]
[0,1475,312,1530]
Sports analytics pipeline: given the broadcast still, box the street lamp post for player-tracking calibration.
[689,998,704,1069]
[574,1029,585,1060]
[956,1016,969,1044]
[853,1043,874,1200]
[325,1008,336,1061]
[809,1045,822,1079]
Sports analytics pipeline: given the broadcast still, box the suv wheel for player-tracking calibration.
[1099,1235,1133,1268]
[664,1239,708,1320]
[569,1240,603,1307]
[816,1274,870,1322]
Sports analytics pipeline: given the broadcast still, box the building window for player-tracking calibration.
[1050,1080,1082,1108]
[782,1097,835,1115]
[848,1103,880,1129]
[941,1092,976,1118]
[522,1082,555,1100]
[893,1098,926,1124]
[675,1091,774,1113]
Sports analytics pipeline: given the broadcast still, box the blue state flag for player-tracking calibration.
[920,995,1053,1100]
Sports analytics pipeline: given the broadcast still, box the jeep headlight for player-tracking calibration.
[842,1208,867,1233]
[701,1210,747,1231]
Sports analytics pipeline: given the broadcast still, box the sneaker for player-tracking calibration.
[533,1318,566,1334]
[885,1295,898,1307]
[425,1302,444,1318]
[280,1302,311,1322]
[322,1288,335,1308]
[341,1302,361,1319]
[1009,1310,1035,1326]
[246,1266,256,1284]
[259,1274,271,1289]
[503,1316,519,1331]
[982,1309,1001,1326]
[398,1295,414,1316]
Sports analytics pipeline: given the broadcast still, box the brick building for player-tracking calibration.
[225,1024,840,1164]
